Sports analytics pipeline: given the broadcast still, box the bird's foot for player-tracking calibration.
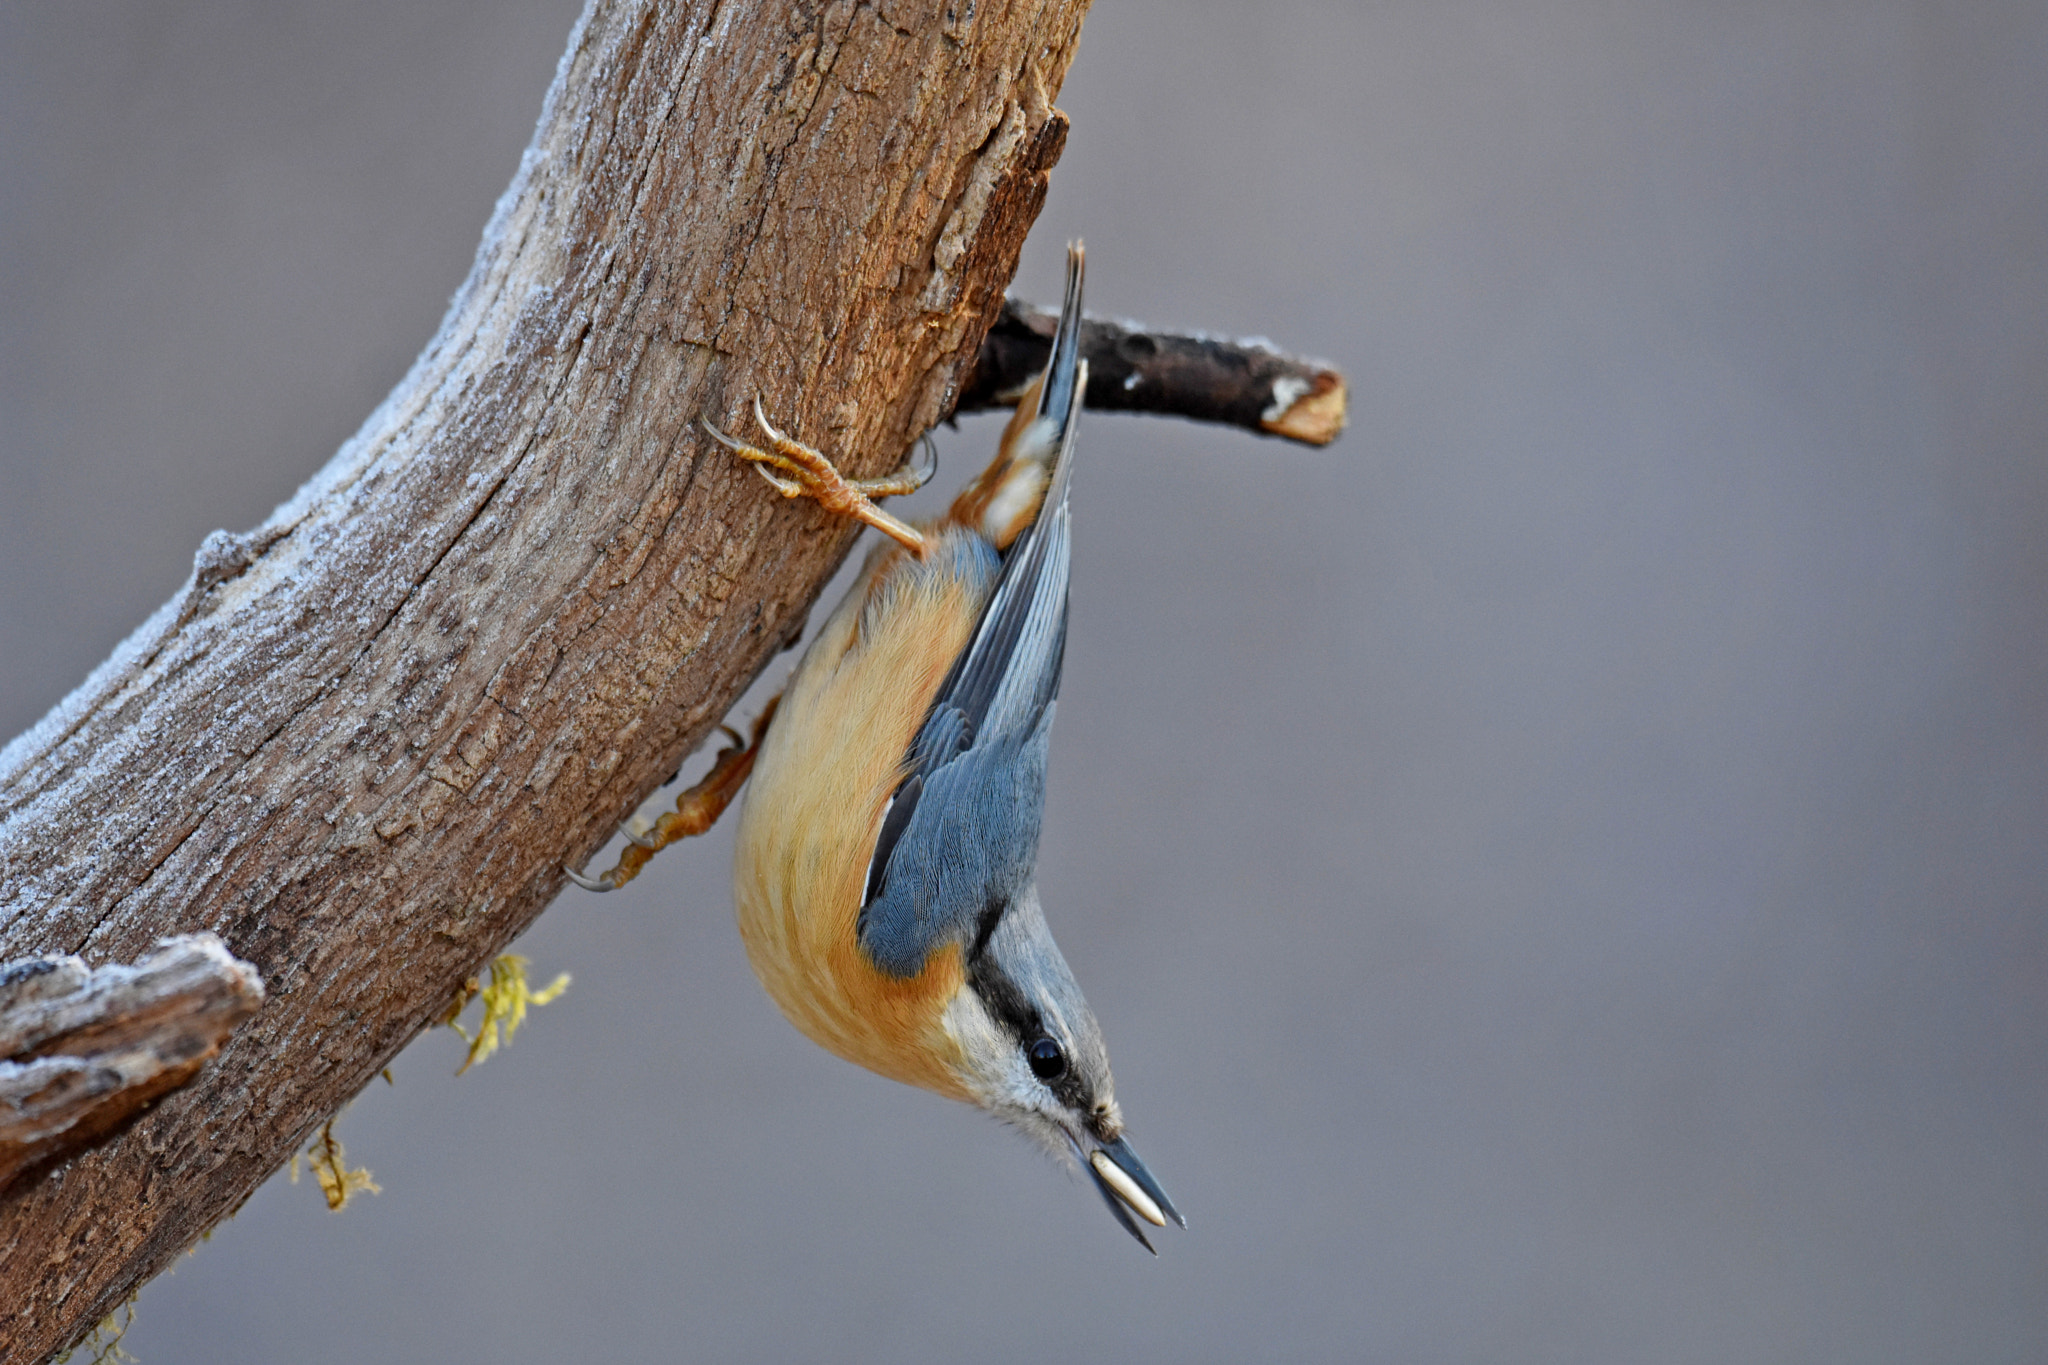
[564,696,780,893]
[704,398,932,555]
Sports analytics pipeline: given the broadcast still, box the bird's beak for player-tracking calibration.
[1081,1134,1185,1253]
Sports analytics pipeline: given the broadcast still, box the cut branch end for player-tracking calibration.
[0,935,265,1195]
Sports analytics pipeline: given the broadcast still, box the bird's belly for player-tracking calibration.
[730,534,995,1099]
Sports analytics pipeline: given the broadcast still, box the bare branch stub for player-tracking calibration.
[0,935,264,1193]
[955,297,1349,445]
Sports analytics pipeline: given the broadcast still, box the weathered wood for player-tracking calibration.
[0,1,1088,1358]
[0,936,264,1194]
[959,298,1349,444]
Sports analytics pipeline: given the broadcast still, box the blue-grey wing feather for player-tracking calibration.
[859,701,1059,977]
[859,262,1088,977]
[857,488,1077,977]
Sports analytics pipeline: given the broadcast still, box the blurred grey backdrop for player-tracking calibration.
[3,2,2044,1361]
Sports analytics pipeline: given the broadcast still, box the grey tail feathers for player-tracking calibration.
[1036,241,1087,429]
[1035,242,1088,515]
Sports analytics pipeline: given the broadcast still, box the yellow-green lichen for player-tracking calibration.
[441,953,570,1074]
[289,1115,381,1212]
[56,1293,139,1364]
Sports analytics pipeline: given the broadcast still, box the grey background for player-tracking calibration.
[3,2,2044,1360]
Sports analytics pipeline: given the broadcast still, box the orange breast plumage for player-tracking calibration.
[731,529,999,1099]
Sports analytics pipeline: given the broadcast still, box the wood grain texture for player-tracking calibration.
[0,0,1087,1357]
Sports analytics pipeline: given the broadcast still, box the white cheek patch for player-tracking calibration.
[941,991,1077,1159]
[941,990,1008,1098]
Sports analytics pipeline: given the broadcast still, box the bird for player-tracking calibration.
[570,243,1182,1250]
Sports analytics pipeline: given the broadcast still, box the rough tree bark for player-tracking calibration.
[0,1,1090,1357]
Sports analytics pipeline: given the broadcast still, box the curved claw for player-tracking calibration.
[708,399,929,555]
[751,463,801,496]
[905,432,938,492]
[563,865,616,893]
[621,823,660,849]
[700,417,742,452]
[751,394,789,446]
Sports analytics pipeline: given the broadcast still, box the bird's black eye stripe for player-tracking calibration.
[1027,1036,1066,1081]
[966,907,1039,1034]
[964,909,1090,1107]
[968,896,1009,962]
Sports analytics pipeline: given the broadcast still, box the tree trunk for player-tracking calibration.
[0,0,1087,1356]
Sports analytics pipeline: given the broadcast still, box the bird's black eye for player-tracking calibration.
[1027,1036,1066,1081]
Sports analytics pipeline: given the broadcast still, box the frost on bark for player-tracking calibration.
[0,1,1089,1358]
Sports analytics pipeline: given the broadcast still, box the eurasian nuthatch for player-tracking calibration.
[573,244,1182,1250]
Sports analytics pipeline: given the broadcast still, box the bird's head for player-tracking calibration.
[938,884,1184,1250]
